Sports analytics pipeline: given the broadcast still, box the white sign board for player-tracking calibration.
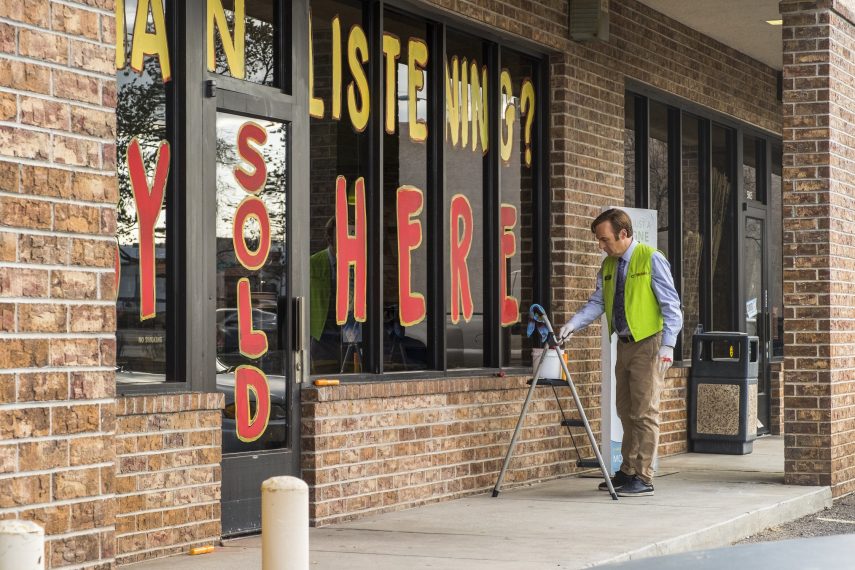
[600,207,658,475]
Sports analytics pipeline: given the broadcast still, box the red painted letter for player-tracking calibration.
[396,186,426,326]
[235,365,271,442]
[233,196,271,270]
[335,176,367,324]
[237,278,268,359]
[449,194,474,323]
[127,137,170,321]
[500,204,520,326]
[234,121,268,193]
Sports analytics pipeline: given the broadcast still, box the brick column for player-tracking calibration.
[0,2,118,568]
[782,0,855,495]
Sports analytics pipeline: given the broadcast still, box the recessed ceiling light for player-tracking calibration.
[766,19,783,26]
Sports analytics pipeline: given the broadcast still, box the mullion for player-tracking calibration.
[427,21,446,371]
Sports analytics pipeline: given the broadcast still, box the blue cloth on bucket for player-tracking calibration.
[526,304,549,344]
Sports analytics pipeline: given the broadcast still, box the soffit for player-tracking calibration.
[636,0,783,70]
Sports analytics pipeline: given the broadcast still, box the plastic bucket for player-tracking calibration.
[531,348,565,380]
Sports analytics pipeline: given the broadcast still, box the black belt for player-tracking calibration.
[617,335,634,344]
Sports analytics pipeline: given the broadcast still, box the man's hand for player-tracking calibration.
[658,345,674,375]
[558,323,575,342]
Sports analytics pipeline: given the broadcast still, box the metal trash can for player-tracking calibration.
[689,332,759,454]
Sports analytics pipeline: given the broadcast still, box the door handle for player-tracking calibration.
[293,296,305,352]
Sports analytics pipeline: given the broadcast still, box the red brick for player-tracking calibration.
[0,60,51,94]
[0,92,15,121]
[18,303,67,333]
[51,4,101,41]
[0,0,50,27]
[50,270,98,299]
[53,69,101,104]
[70,40,113,75]
[0,126,51,160]
[0,161,18,192]
[0,196,52,230]
[55,203,102,233]
[53,135,102,167]
[20,96,69,130]
[19,29,68,64]
[18,371,68,401]
[0,268,50,297]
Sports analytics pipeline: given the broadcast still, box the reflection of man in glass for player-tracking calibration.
[310,217,361,372]
[310,218,339,371]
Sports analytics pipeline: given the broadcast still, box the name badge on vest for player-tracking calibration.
[604,275,613,281]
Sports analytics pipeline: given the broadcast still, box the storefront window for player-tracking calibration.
[215,112,288,452]
[680,114,702,361]
[500,48,537,367]
[711,124,736,331]
[445,30,486,369]
[116,0,172,382]
[649,101,669,254]
[210,0,279,87]
[624,95,636,207]
[382,12,430,372]
[309,0,369,375]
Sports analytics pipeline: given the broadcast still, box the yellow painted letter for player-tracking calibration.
[470,62,488,154]
[499,70,515,163]
[308,11,324,118]
[130,0,172,82]
[332,16,342,120]
[383,33,401,135]
[208,0,246,80]
[347,25,370,132]
[445,56,459,146]
[407,38,429,142]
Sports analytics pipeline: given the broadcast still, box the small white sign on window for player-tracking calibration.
[746,298,758,319]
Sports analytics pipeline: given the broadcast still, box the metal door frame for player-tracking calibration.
[184,0,309,536]
[742,204,771,435]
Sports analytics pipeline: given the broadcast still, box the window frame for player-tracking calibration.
[306,1,551,381]
[624,84,782,366]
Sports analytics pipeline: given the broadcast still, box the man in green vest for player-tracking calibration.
[560,208,683,497]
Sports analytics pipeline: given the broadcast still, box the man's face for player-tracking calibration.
[594,221,631,257]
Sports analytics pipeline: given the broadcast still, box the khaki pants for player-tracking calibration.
[615,332,663,485]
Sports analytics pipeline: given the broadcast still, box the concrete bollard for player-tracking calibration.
[262,476,309,570]
[0,520,44,570]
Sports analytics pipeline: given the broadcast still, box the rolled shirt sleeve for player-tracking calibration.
[651,251,683,348]
[567,271,606,333]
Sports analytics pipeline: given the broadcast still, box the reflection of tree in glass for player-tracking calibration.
[216,122,287,244]
[711,168,730,271]
[116,57,168,244]
[214,11,276,86]
[649,139,668,237]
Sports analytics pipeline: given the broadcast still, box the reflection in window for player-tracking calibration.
[445,30,486,369]
[624,95,636,207]
[649,101,669,254]
[116,0,170,381]
[769,143,784,358]
[500,48,537,367]
[309,0,368,375]
[215,112,288,453]
[382,12,429,372]
[711,124,736,331]
[680,114,702,361]
[212,0,278,86]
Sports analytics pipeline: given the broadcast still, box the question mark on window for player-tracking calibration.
[520,79,535,168]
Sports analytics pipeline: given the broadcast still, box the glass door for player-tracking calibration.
[744,207,770,434]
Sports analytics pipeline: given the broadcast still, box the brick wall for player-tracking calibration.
[0,1,118,568]
[781,0,855,496]
[302,367,688,525]
[114,393,223,565]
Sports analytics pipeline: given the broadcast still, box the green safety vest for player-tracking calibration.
[602,242,664,341]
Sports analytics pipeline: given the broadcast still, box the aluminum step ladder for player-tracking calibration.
[492,308,618,501]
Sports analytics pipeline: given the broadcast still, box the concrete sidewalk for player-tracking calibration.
[128,436,831,569]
